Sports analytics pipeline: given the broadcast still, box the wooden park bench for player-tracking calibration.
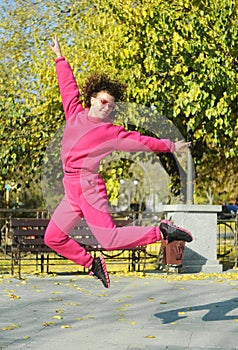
[10,218,51,279]
[10,217,146,279]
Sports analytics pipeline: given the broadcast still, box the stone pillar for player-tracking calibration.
[162,204,222,273]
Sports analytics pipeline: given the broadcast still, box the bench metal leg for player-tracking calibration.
[11,253,14,276]
[142,250,146,276]
[35,252,39,271]
[40,254,44,273]
[18,252,21,279]
[14,251,22,279]
[11,250,21,279]
[128,251,132,272]
[46,254,49,274]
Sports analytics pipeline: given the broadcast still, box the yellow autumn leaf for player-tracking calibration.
[1,327,13,331]
[1,324,21,331]
[131,321,137,325]
[178,311,186,316]
[61,325,72,329]
[53,315,62,320]
[145,335,156,338]
[8,293,21,300]
[42,322,57,327]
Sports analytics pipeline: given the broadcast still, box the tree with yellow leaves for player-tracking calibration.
[0,0,237,207]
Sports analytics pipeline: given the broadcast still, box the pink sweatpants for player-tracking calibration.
[44,172,162,268]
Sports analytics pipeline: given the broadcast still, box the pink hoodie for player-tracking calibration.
[55,57,175,174]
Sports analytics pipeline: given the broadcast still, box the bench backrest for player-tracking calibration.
[10,217,133,250]
[10,218,51,253]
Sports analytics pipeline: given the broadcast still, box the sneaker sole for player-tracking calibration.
[99,255,110,288]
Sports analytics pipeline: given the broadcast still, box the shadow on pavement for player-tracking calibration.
[154,297,238,323]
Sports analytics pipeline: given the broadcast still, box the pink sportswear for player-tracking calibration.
[44,57,176,268]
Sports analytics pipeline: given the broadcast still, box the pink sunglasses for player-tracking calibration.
[95,97,116,110]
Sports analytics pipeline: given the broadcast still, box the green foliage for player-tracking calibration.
[0,0,237,207]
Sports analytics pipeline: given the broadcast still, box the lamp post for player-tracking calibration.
[186,127,194,204]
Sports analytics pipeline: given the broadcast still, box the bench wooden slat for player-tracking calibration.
[15,237,45,244]
[12,229,46,236]
[11,218,50,227]
[12,246,52,253]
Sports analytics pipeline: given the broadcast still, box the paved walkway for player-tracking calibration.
[1,271,238,350]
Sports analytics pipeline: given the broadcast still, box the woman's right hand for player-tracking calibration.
[48,35,62,58]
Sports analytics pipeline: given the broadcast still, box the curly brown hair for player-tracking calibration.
[83,73,126,108]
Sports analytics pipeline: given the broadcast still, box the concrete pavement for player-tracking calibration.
[1,271,238,350]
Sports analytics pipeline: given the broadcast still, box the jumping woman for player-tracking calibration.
[45,35,193,288]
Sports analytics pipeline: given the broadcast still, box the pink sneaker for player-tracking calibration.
[89,255,110,288]
[159,219,193,243]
